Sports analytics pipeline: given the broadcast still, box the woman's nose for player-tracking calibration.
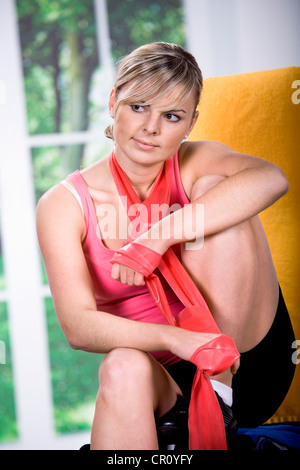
[143,113,160,135]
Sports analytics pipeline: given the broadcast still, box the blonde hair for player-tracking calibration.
[105,42,203,140]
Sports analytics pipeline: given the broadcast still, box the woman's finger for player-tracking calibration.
[111,263,120,280]
[134,271,145,286]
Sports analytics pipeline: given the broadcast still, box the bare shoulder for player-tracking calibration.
[36,182,80,220]
[179,140,235,169]
[36,182,86,243]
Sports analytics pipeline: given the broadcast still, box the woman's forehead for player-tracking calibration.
[118,79,196,111]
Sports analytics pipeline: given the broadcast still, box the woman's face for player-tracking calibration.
[109,83,199,167]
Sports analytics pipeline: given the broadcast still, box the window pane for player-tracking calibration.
[107,0,185,58]
[17,0,185,137]
[0,224,5,291]
[16,0,101,135]
[0,303,18,443]
[45,297,103,434]
[32,142,112,202]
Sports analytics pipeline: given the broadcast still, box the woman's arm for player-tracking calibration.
[112,141,288,282]
[148,141,288,248]
[36,184,215,360]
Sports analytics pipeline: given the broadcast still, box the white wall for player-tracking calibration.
[184,0,300,78]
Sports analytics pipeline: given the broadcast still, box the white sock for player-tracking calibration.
[210,380,233,407]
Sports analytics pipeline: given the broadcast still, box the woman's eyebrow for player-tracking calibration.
[166,109,187,114]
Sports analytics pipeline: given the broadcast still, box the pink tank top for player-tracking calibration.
[68,153,189,367]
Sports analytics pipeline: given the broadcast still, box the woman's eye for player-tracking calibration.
[131,105,144,112]
[165,113,180,122]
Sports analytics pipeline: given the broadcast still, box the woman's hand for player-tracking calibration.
[111,263,145,286]
[169,327,240,377]
[110,232,169,286]
[230,357,240,375]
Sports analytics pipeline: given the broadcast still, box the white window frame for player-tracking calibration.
[0,0,112,450]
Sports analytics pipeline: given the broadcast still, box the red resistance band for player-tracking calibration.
[109,151,240,450]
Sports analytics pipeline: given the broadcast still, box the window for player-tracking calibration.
[0,0,185,449]
[0,302,17,442]
[0,175,17,442]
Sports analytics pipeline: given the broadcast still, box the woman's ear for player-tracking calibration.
[187,110,199,136]
[109,88,117,117]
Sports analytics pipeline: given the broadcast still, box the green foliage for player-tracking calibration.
[32,140,113,203]
[17,0,98,136]
[0,297,104,442]
[108,0,185,59]
[45,297,104,434]
[0,303,18,443]
[32,146,64,202]
[17,0,185,136]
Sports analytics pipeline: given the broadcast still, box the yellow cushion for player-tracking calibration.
[189,67,300,423]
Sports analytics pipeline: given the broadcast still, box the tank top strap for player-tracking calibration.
[67,170,97,234]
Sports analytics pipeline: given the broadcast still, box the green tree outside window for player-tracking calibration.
[10,0,185,437]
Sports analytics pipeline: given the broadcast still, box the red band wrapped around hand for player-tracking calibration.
[111,243,162,277]
[187,335,240,450]
[189,335,239,375]
[111,243,176,325]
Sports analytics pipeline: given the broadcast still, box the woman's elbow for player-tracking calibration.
[275,166,289,198]
[61,322,86,351]
[68,337,82,350]
[65,330,82,350]
[265,162,289,200]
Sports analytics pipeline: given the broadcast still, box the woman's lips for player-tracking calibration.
[133,138,158,150]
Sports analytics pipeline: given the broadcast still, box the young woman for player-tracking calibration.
[36,42,295,450]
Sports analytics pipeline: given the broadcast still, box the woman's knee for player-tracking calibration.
[98,348,153,398]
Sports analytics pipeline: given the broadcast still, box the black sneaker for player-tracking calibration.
[156,395,189,450]
[215,391,238,449]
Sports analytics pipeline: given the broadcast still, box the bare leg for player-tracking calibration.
[182,175,279,386]
[90,348,182,450]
